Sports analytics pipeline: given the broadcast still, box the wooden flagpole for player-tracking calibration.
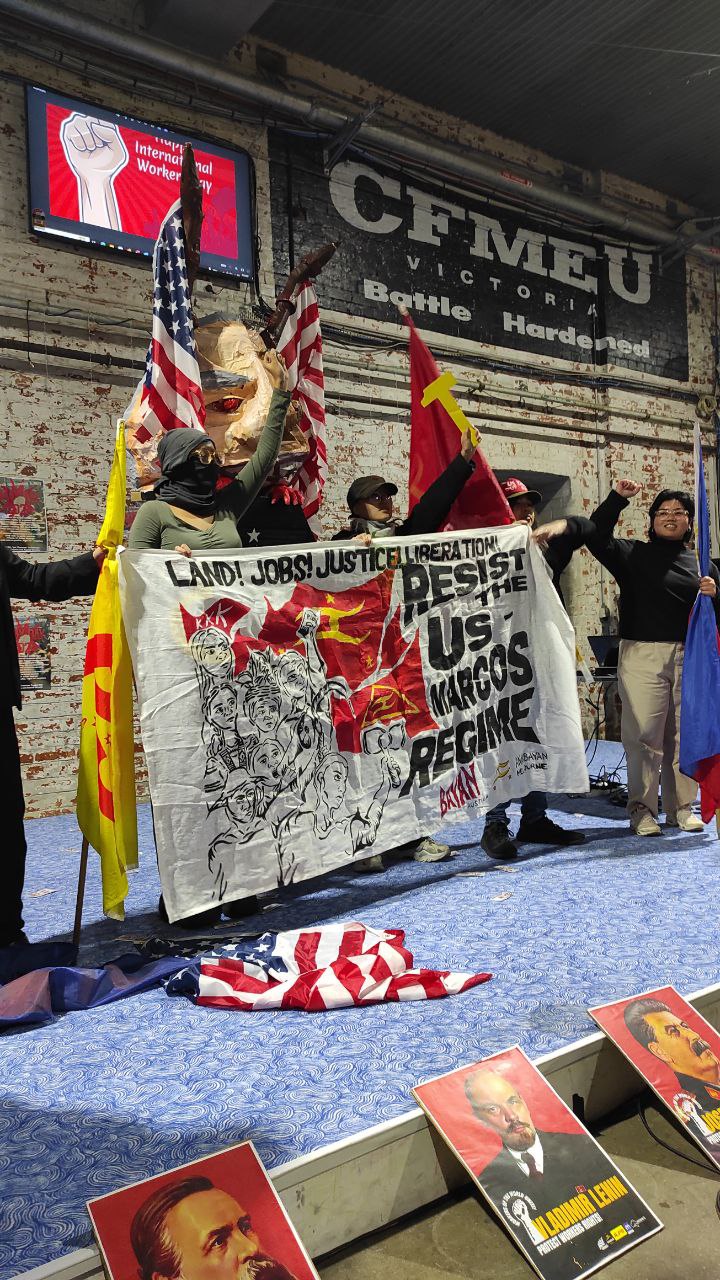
[73,836,90,948]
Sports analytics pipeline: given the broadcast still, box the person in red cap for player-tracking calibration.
[499,477,599,600]
[500,476,541,512]
[480,475,596,861]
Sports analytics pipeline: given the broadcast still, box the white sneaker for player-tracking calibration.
[413,837,451,863]
[666,808,704,832]
[631,812,661,837]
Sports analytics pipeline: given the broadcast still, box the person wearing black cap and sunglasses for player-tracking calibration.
[480,475,596,862]
[334,429,477,869]
[333,428,477,543]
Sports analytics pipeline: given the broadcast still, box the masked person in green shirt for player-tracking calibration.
[129,350,290,555]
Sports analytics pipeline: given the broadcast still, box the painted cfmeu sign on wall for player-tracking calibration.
[270,137,689,380]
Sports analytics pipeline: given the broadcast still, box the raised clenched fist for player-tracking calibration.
[261,348,289,391]
[297,607,320,637]
[60,113,129,232]
[613,480,643,499]
[460,426,478,462]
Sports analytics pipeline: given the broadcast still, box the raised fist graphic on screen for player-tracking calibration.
[60,113,129,232]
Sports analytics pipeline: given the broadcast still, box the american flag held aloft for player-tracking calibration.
[134,198,206,442]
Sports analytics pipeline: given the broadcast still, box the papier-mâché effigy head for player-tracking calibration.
[125,311,307,492]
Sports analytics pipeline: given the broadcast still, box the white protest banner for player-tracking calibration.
[119,526,588,921]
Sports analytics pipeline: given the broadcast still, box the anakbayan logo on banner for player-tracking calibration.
[76,421,138,919]
[119,526,588,922]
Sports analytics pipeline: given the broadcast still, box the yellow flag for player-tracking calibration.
[76,421,138,919]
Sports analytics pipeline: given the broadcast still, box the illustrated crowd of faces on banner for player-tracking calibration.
[119,526,588,922]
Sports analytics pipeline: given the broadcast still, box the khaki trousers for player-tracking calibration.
[618,640,697,820]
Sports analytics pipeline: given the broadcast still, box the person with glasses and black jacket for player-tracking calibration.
[542,480,719,837]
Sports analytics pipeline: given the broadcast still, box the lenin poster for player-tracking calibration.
[589,986,720,1169]
[119,525,589,922]
[413,1047,662,1279]
[87,1141,319,1280]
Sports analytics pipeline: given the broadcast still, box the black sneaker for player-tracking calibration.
[516,816,584,846]
[480,821,518,860]
[0,930,30,949]
[222,896,259,920]
[158,895,222,929]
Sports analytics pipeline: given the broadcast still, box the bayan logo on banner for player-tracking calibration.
[119,527,588,922]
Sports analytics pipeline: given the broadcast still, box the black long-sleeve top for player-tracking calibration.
[586,490,720,641]
[0,544,99,709]
[333,455,474,540]
[543,515,596,599]
[236,490,316,547]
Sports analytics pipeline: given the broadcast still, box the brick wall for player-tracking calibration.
[0,37,717,815]
[0,55,272,815]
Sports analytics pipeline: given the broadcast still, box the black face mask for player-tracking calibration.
[188,454,220,491]
[154,431,219,515]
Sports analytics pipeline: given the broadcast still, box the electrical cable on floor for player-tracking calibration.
[585,697,602,763]
[637,1096,718,1173]
[584,687,604,770]
[604,750,626,782]
[588,751,628,804]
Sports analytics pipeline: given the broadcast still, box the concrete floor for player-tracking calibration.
[318,1098,719,1279]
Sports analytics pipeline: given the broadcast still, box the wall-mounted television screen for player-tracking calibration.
[25,85,255,280]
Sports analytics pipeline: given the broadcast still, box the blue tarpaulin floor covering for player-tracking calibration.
[2,742,718,1279]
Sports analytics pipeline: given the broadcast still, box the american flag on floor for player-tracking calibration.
[166,921,491,1012]
[277,282,327,531]
[131,199,206,444]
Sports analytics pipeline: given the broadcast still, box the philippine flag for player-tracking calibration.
[679,423,720,828]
